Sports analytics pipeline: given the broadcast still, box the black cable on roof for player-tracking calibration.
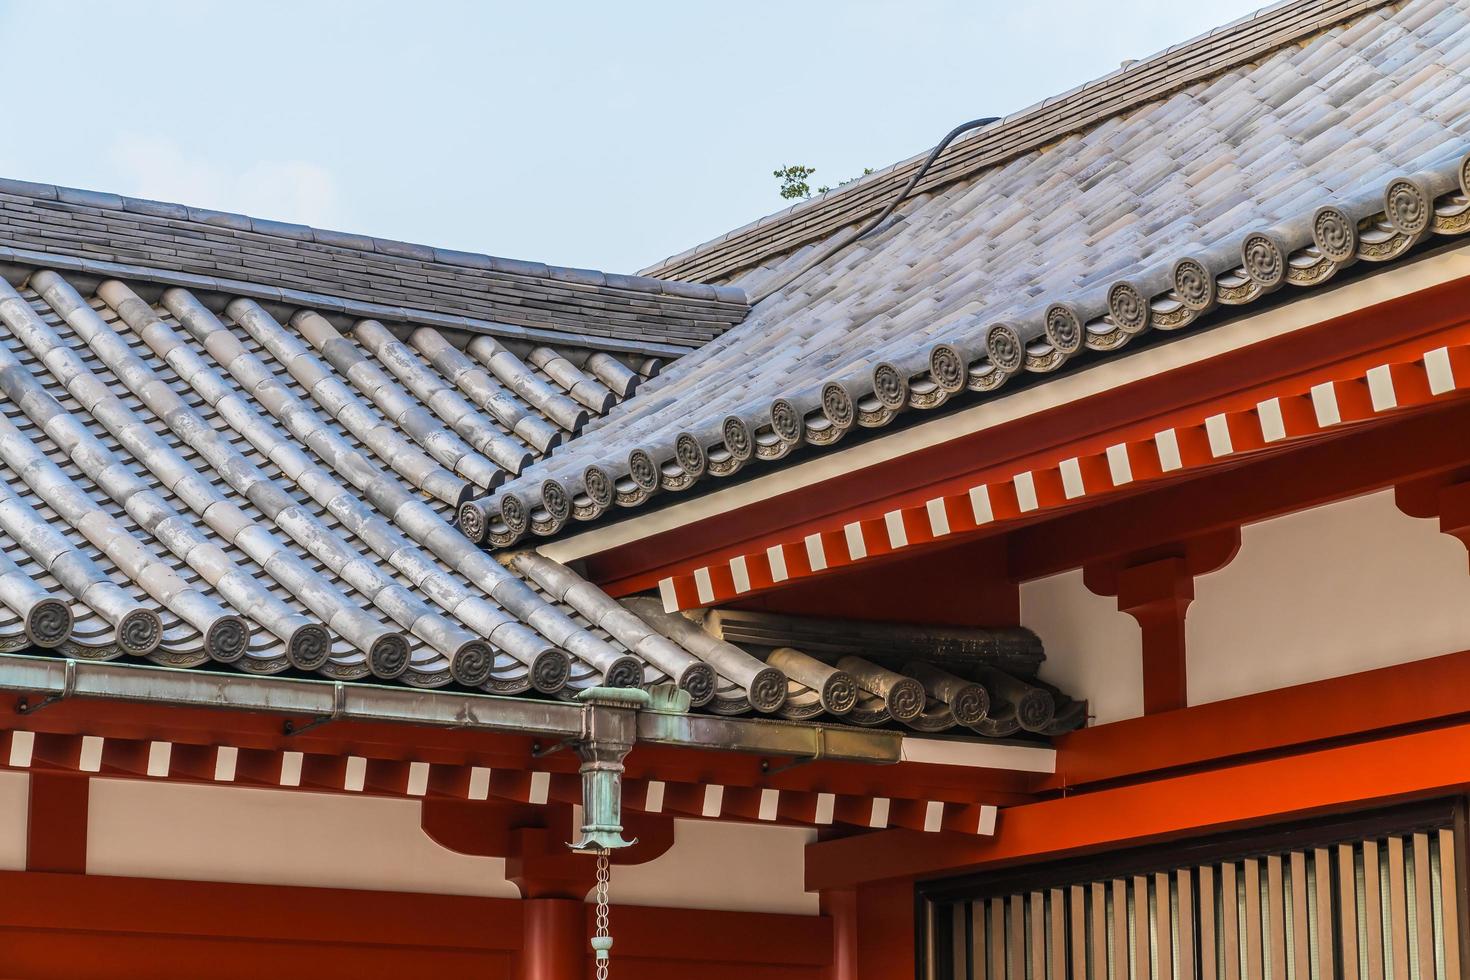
[751,116,1001,304]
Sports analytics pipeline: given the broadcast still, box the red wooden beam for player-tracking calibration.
[807,713,1470,890]
[651,335,1470,611]
[1009,400,1470,581]
[726,535,1019,628]
[1046,646,1470,790]
[0,870,831,980]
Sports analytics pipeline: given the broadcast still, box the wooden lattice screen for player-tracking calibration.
[924,823,1464,980]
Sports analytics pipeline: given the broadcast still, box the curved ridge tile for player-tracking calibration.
[98,281,534,691]
[0,545,72,649]
[226,298,467,507]
[16,272,403,675]
[408,328,565,455]
[622,596,787,714]
[526,347,615,414]
[352,320,534,476]
[160,288,632,689]
[465,335,589,434]
[0,473,155,658]
[511,551,714,705]
[292,312,503,491]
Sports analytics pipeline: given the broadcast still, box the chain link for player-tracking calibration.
[594,847,611,980]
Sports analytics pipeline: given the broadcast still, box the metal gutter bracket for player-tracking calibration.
[15,658,75,715]
[282,681,347,736]
[570,685,654,852]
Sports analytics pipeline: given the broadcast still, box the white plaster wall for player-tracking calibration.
[610,819,818,915]
[1187,490,1470,705]
[86,779,518,897]
[1022,568,1142,724]
[0,770,27,871]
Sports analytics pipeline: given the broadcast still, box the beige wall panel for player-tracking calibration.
[1188,490,1470,705]
[1022,568,1143,724]
[86,778,518,897]
[0,771,27,871]
[609,819,818,915]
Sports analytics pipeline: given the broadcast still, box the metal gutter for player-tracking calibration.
[0,654,902,764]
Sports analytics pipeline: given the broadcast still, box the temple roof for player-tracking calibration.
[469,0,1470,543]
[0,256,1066,737]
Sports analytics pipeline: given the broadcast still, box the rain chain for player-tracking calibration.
[591,847,613,978]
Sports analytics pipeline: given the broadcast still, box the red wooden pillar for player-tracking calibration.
[520,898,586,980]
[26,771,89,874]
[853,878,916,979]
[820,878,914,980]
[1086,529,1240,715]
[822,887,859,980]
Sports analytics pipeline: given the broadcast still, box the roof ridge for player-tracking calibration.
[0,175,740,303]
[639,0,1390,284]
[0,177,750,354]
[0,242,693,360]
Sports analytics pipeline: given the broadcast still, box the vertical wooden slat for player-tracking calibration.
[1245,858,1264,980]
[1135,876,1150,980]
[924,900,940,980]
[1093,882,1109,980]
[933,823,1466,980]
[1337,844,1360,980]
[954,902,971,980]
[1115,879,1131,980]
[1072,885,1089,980]
[1201,865,1218,980]
[991,898,1007,980]
[1049,888,1066,980]
[1010,894,1027,980]
[1178,869,1196,980]
[1314,848,1336,980]
[1156,872,1175,980]
[1412,833,1435,980]
[1439,828,1462,980]
[973,900,988,980]
[1266,855,1286,980]
[1032,891,1048,980]
[1388,836,1410,980]
[1223,862,1241,980]
[1290,851,1310,980]
[1363,840,1385,980]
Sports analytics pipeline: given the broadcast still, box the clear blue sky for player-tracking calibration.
[0,1,1263,274]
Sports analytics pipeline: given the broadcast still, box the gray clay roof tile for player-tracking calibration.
[478,0,1470,542]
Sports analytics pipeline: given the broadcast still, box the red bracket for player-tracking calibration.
[1084,528,1241,714]
[1396,476,1470,566]
[421,798,675,899]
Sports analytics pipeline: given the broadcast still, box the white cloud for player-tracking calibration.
[106,135,341,227]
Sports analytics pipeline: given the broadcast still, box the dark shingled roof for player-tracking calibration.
[468,0,1470,544]
[0,179,749,357]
